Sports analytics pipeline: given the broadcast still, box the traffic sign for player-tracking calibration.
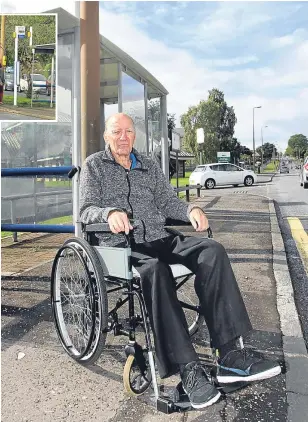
[196,128,204,144]
[16,26,26,39]
[217,151,231,162]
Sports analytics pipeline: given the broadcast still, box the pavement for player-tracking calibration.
[1,191,308,421]
[0,104,56,120]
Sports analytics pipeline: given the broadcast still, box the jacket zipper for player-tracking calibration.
[125,169,134,219]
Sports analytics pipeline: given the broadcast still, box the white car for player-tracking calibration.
[19,73,47,94]
[300,156,308,189]
[189,163,256,189]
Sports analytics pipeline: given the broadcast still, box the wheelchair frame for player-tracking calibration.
[51,221,213,413]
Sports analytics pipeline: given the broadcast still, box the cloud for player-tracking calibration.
[270,28,308,49]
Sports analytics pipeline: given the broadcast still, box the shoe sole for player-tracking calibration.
[217,365,281,384]
[182,385,221,409]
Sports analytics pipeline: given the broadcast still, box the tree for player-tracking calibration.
[285,146,293,157]
[260,142,277,160]
[287,134,308,159]
[180,88,237,163]
[2,15,56,70]
[167,113,176,140]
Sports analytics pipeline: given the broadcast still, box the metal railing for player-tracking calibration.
[174,184,202,201]
[1,166,75,241]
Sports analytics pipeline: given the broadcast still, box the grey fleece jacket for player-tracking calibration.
[79,145,198,246]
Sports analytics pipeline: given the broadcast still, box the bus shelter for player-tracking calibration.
[1,7,170,238]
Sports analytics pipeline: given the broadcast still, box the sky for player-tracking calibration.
[1,0,308,152]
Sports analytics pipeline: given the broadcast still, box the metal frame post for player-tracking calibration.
[100,99,105,150]
[144,82,149,155]
[117,62,123,112]
[80,1,101,161]
[72,14,82,238]
[160,95,169,179]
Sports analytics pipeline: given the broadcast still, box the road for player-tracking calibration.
[199,168,308,351]
[266,169,308,353]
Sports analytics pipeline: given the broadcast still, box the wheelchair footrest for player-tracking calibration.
[156,378,250,413]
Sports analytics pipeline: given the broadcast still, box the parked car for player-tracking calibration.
[4,72,14,91]
[300,157,308,189]
[189,163,256,189]
[46,72,56,96]
[19,73,47,94]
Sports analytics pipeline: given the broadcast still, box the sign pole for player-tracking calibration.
[176,150,179,197]
[13,28,18,106]
[30,48,35,108]
[50,54,54,108]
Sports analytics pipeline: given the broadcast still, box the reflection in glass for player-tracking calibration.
[1,32,74,226]
[122,72,147,154]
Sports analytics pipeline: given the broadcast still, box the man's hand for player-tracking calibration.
[107,211,133,235]
[189,208,209,232]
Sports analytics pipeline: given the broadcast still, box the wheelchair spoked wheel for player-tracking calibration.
[176,275,204,337]
[123,351,152,396]
[51,237,108,365]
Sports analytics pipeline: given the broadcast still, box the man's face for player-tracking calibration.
[104,115,136,156]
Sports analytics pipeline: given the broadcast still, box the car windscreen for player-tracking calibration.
[194,167,206,172]
[32,75,46,81]
[5,73,13,80]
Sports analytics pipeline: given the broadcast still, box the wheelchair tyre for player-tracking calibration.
[51,237,108,365]
[123,354,152,396]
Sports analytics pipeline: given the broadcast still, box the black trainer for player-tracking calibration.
[181,361,221,409]
[216,348,281,384]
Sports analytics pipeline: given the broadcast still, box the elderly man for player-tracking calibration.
[79,113,281,410]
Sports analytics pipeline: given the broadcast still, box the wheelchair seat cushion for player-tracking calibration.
[133,263,193,279]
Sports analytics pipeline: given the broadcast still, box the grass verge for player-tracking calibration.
[3,95,52,108]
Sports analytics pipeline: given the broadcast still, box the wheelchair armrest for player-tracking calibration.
[164,218,192,226]
[83,223,111,233]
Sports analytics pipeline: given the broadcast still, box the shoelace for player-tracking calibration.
[186,363,209,391]
[220,348,263,366]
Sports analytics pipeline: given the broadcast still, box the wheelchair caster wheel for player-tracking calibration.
[123,354,152,396]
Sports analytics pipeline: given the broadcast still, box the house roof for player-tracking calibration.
[170,150,195,160]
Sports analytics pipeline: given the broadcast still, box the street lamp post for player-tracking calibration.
[261,125,268,166]
[253,106,262,169]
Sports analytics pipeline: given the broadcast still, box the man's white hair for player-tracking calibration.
[104,113,135,133]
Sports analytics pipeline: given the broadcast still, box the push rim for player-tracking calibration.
[52,242,103,361]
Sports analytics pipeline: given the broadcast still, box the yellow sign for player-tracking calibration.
[2,56,6,66]
[13,32,16,38]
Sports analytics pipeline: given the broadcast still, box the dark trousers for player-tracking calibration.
[131,234,252,379]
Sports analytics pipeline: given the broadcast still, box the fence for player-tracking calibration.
[174,184,202,201]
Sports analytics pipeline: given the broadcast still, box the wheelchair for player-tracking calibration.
[51,220,243,413]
